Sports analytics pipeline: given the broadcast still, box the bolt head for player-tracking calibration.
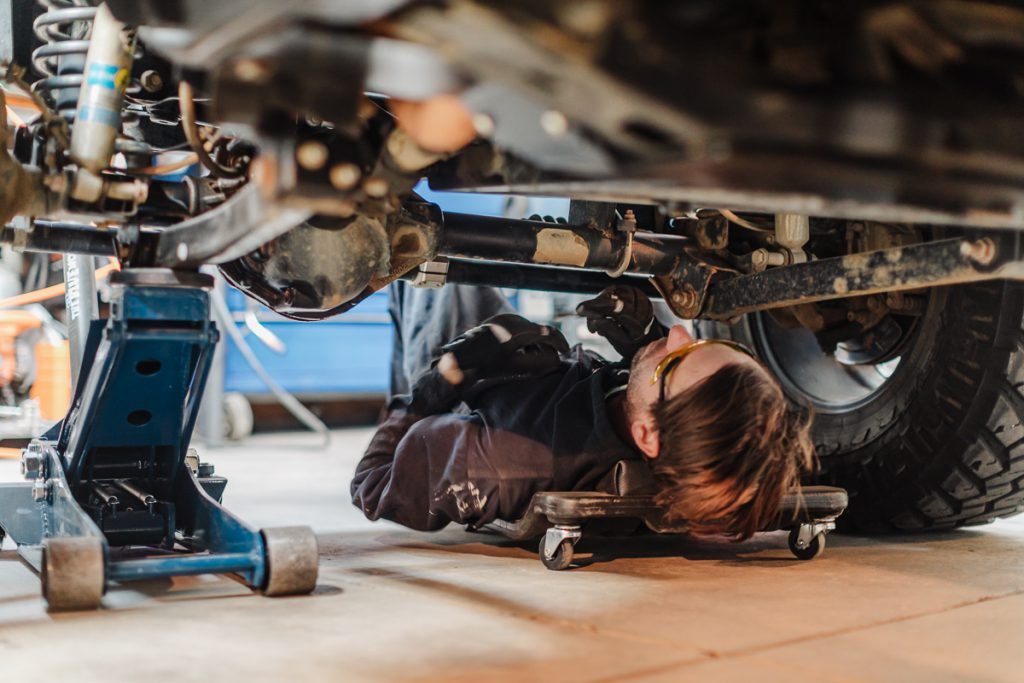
[296,141,329,171]
[472,113,495,138]
[559,1,611,38]
[185,448,200,475]
[363,177,389,198]
[21,450,43,480]
[540,110,569,137]
[232,59,271,83]
[329,163,361,191]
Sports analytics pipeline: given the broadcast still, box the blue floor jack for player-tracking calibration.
[0,269,318,610]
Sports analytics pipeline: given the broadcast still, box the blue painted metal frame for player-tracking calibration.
[0,272,267,589]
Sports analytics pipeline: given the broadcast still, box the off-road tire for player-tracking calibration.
[698,281,1024,532]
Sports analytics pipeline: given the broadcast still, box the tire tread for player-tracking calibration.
[701,280,1024,532]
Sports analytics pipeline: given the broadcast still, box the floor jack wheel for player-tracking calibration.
[788,526,827,561]
[41,537,106,611]
[260,526,320,596]
[539,531,577,571]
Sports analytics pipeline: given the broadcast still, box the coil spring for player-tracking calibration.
[30,0,97,119]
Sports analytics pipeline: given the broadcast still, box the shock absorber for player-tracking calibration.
[68,3,134,172]
[30,0,97,120]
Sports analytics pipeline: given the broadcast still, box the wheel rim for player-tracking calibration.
[750,306,922,414]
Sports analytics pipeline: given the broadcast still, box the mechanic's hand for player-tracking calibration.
[437,314,569,386]
[403,368,461,416]
[576,285,663,361]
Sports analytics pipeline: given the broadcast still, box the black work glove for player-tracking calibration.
[438,313,569,389]
[403,367,462,416]
[403,314,569,415]
[576,285,664,361]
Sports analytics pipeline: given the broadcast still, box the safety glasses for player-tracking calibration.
[651,339,755,402]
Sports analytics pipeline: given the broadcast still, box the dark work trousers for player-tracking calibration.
[387,281,514,400]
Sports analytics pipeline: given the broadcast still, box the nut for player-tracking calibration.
[671,286,699,312]
[140,69,164,93]
[960,237,996,266]
[31,479,51,503]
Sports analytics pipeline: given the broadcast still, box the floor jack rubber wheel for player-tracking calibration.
[41,537,106,611]
[788,527,827,561]
[539,535,574,571]
[260,526,319,596]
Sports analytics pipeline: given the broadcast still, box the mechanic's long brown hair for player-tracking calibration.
[649,363,816,540]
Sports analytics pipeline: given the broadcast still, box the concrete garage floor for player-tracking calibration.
[1,428,1022,683]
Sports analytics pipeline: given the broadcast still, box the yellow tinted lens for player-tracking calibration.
[650,339,755,386]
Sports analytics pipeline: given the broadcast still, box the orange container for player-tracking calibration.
[31,339,71,420]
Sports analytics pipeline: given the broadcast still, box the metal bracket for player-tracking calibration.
[653,248,729,319]
[542,524,582,560]
[410,260,449,288]
[792,519,836,550]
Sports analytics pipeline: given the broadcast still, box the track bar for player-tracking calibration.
[702,235,1024,319]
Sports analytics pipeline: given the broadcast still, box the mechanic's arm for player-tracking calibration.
[351,316,567,530]
[351,407,495,531]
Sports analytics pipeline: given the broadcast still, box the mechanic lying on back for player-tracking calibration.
[351,285,815,539]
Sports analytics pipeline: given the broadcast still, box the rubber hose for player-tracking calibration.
[210,287,331,446]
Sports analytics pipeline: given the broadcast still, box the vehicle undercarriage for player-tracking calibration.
[1,0,1024,534]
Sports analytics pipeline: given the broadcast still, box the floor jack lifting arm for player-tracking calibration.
[0,268,319,610]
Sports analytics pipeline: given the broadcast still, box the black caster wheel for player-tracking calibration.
[788,527,826,560]
[41,537,106,611]
[260,526,320,596]
[539,535,574,571]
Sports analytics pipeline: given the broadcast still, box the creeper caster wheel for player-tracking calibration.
[539,525,581,570]
[41,537,106,611]
[260,526,319,596]
[539,536,574,571]
[788,525,827,560]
